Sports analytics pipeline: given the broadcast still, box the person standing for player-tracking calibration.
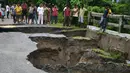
[51,5,58,24]
[6,4,10,19]
[28,4,35,24]
[37,3,44,24]
[11,4,16,23]
[71,4,79,26]
[63,4,71,26]
[47,4,51,24]
[10,4,14,18]
[33,5,38,24]
[79,4,87,27]
[99,6,112,32]
[1,7,5,22]
[15,3,22,23]
[21,2,28,23]
[29,4,34,24]
[0,4,2,18]
[43,4,48,24]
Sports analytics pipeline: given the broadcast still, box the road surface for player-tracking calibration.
[0,32,47,73]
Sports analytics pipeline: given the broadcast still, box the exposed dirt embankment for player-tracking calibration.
[27,34,130,73]
[28,34,97,68]
[86,26,130,60]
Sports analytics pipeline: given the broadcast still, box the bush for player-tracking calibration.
[112,3,129,15]
[58,12,64,23]
[88,6,105,13]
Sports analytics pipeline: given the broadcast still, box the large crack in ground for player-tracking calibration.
[27,33,130,73]
[1,26,130,73]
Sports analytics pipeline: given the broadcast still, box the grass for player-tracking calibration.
[127,64,130,66]
[50,23,77,28]
[92,49,122,60]
[50,23,87,32]
[97,31,107,35]
[50,23,64,28]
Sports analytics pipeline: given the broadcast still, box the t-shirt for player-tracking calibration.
[15,5,22,15]
[37,7,44,15]
[29,6,34,14]
[6,5,10,12]
[22,3,27,10]
[79,8,87,17]
[11,6,16,15]
[64,7,70,16]
[1,8,5,16]
[73,8,78,17]
[44,7,48,16]
[52,7,58,16]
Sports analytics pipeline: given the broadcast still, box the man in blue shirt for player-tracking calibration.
[100,6,112,32]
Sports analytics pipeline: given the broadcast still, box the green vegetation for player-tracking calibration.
[61,28,86,32]
[92,49,122,60]
[127,64,130,67]
[51,23,77,28]
[8,0,130,15]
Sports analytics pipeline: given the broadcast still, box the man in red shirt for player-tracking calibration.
[51,5,58,24]
[63,5,71,26]
[21,2,28,23]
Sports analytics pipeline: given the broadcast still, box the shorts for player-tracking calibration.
[22,9,27,16]
[29,13,33,19]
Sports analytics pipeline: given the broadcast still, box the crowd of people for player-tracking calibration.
[0,2,87,27]
[0,2,112,32]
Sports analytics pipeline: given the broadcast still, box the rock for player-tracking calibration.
[42,64,55,72]
[71,62,130,73]
[54,64,68,72]
[79,49,101,64]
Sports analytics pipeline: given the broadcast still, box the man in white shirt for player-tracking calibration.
[37,3,44,24]
[79,4,87,27]
[6,5,10,19]
[71,4,79,26]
